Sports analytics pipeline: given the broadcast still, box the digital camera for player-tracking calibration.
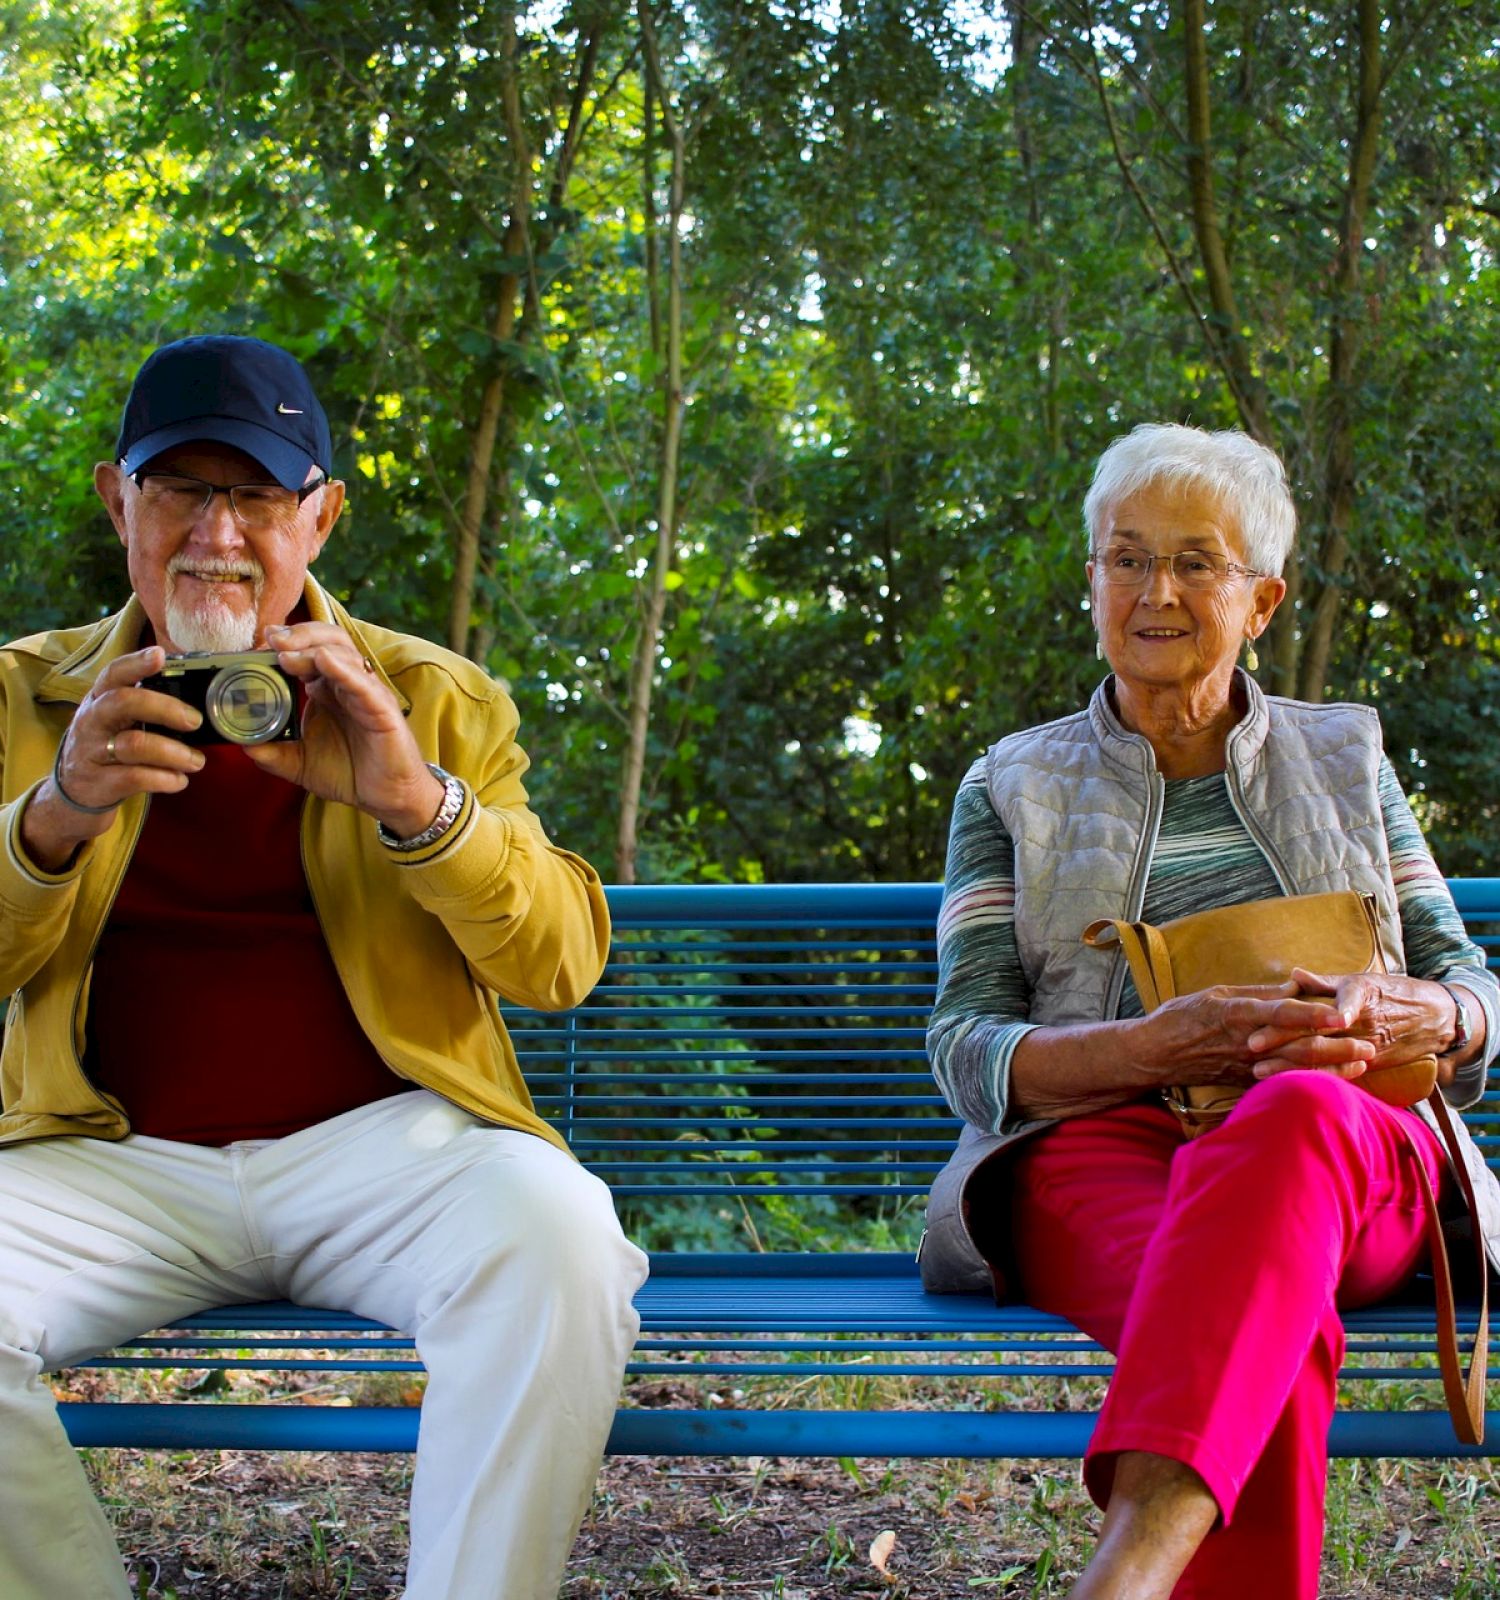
[140,651,299,746]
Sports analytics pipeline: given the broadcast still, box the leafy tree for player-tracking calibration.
[4,0,1496,879]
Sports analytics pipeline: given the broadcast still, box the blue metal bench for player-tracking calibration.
[57,880,1500,1459]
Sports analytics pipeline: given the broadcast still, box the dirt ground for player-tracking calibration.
[91,1441,1500,1599]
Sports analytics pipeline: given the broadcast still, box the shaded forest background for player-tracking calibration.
[3,0,1497,882]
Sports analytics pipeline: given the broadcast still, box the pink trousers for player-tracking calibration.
[1006,1072,1449,1600]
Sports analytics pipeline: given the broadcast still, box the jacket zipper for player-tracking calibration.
[68,795,152,1094]
[297,795,399,1077]
[296,798,487,1123]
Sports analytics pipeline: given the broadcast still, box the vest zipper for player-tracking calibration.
[1222,762,1296,893]
[1104,764,1165,1020]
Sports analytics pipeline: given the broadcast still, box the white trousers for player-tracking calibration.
[0,1090,648,1600]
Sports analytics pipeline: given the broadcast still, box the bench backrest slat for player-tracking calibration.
[499,880,1500,1192]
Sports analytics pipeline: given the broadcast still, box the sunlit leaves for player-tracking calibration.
[4,0,1498,877]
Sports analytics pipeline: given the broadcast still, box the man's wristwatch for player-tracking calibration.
[1439,984,1472,1058]
[377,763,466,852]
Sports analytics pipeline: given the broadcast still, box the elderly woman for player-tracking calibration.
[921,424,1499,1600]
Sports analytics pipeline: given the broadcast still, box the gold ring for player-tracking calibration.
[105,737,117,764]
[362,657,376,673]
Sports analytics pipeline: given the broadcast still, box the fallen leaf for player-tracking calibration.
[870,1529,897,1576]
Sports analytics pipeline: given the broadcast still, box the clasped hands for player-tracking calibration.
[26,623,444,873]
[1151,969,1456,1090]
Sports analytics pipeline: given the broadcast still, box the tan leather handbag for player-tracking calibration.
[1081,889,1488,1445]
[1082,890,1435,1136]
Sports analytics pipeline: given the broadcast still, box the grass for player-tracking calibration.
[58,1348,1500,1598]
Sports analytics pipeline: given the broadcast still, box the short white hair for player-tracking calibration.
[1083,423,1296,576]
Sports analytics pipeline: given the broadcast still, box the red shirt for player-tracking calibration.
[86,745,400,1144]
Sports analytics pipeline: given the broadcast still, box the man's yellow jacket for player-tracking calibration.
[0,579,608,1151]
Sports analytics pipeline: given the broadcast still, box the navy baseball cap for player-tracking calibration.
[116,334,333,492]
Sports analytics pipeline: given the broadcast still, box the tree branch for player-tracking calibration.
[1298,0,1385,703]
[1182,0,1269,441]
[1074,5,1265,438]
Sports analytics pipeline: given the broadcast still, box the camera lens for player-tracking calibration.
[204,661,295,745]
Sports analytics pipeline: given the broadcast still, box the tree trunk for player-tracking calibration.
[1182,0,1270,445]
[1086,8,1266,455]
[1297,0,1383,704]
[616,2,687,885]
[1182,0,1309,690]
[446,250,525,659]
[446,18,604,661]
[1008,1,1063,456]
[447,14,530,660]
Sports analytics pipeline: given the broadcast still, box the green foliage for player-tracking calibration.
[3,0,1497,877]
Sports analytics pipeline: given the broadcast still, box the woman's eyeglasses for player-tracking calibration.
[1095,546,1264,590]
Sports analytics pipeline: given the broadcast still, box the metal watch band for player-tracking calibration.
[1439,984,1472,1058]
[377,763,466,852]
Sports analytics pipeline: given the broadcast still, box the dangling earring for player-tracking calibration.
[1096,638,1105,662]
[1244,634,1260,674]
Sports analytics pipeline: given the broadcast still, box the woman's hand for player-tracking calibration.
[1247,968,1457,1080]
[1007,984,1377,1123]
[1143,982,1378,1088]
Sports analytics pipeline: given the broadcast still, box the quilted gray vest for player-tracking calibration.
[989,671,1405,1025]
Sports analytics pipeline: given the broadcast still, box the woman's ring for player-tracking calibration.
[105,737,117,764]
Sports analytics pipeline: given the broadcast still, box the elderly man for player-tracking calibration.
[0,334,646,1599]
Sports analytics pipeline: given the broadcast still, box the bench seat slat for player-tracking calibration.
[56,1404,1500,1460]
[110,1260,1487,1340]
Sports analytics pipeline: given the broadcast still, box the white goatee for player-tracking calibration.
[162,558,264,653]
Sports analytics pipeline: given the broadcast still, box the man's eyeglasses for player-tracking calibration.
[1095,546,1264,591]
[131,471,326,530]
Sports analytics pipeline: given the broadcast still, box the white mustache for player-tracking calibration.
[167,555,265,581]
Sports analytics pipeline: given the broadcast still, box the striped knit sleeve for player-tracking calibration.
[926,760,1040,1134]
[1381,757,1499,1107]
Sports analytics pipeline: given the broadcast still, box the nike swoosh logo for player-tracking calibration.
[277,403,305,415]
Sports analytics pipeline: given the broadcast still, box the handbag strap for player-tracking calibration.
[1404,1090,1490,1446]
[1081,918,1177,1011]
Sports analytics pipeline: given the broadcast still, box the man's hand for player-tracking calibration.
[21,646,206,872]
[247,623,445,840]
